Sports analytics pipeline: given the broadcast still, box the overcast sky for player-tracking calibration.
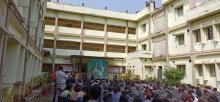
[52,0,162,13]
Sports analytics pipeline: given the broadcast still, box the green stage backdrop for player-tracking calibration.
[87,59,109,79]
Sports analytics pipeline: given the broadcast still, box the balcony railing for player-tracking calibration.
[187,0,220,21]
[106,52,126,58]
[59,26,81,35]
[127,50,152,59]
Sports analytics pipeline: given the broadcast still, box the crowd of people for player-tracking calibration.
[54,66,220,102]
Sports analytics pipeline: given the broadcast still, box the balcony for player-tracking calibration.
[82,51,104,57]
[43,48,81,56]
[84,29,105,37]
[56,49,80,56]
[45,25,55,32]
[128,34,136,40]
[127,50,152,59]
[187,0,220,21]
[58,27,81,35]
[106,52,126,58]
[107,32,126,39]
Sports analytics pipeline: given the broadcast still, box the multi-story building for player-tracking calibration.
[0,0,46,101]
[43,1,151,79]
[163,0,220,90]
[43,0,220,90]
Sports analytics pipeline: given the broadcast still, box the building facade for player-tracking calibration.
[44,0,220,90]
[0,0,46,101]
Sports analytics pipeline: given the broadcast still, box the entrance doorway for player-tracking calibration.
[157,66,163,81]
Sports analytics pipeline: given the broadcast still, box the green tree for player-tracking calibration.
[123,70,132,80]
[163,68,185,85]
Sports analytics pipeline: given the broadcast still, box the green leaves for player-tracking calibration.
[163,68,185,85]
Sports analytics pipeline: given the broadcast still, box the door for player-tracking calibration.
[157,66,163,81]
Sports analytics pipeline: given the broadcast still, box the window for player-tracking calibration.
[197,65,203,77]
[177,65,186,76]
[218,25,220,38]
[142,44,147,50]
[194,29,201,42]
[177,65,186,75]
[84,22,104,31]
[176,6,184,17]
[176,34,184,46]
[128,28,136,34]
[207,64,216,77]
[56,41,80,50]
[142,24,146,32]
[128,47,136,53]
[58,19,81,28]
[83,43,104,51]
[217,24,220,39]
[106,45,125,53]
[204,26,213,40]
[44,17,55,25]
[44,39,54,48]
[107,25,125,33]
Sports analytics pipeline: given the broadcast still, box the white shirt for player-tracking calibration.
[56,70,68,84]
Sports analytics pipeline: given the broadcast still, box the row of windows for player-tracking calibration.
[44,39,80,50]
[193,25,220,42]
[44,40,136,53]
[178,64,216,78]
[128,47,136,53]
[44,17,136,34]
[83,43,104,51]
[174,25,219,46]
[83,22,104,31]
[58,19,81,28]
[196,64,216,77]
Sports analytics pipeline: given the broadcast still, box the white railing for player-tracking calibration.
[128,34,136,40]
[106,52,126,58]
[56,49,80,56]
[58,27,81,35]
[187,0,220,20]
[82,51,104,57]
[107,32,126,39]
[84,29,105,37]
[44,25,55,32]
[127,50,152,58]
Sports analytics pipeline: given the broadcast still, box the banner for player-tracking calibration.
[87,59,109,79]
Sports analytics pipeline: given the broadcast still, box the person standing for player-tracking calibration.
[55,66,68,102]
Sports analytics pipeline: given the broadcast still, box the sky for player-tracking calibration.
[52,0,162,13]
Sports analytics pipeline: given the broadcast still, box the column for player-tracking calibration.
[125,21,128,54]
[80,15,84,55]
[0,1,9,101]
[200,25,206,44]
[104,18,107,57]
[52,15,58,72]
[213,24,219,41]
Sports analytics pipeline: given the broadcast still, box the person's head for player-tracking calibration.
[133,97,142,102]
[65,84,73,91]
[74,84,81,92]
[213,88,217,91]
[58,66,63,71]
[119,95,128,102]
[71,71,76,77]
[116,86,121,92]
[90,84,102,100]
[103,93,112,102]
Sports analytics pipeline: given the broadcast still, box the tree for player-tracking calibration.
[123,70,132,80]
[163,68,185,85]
